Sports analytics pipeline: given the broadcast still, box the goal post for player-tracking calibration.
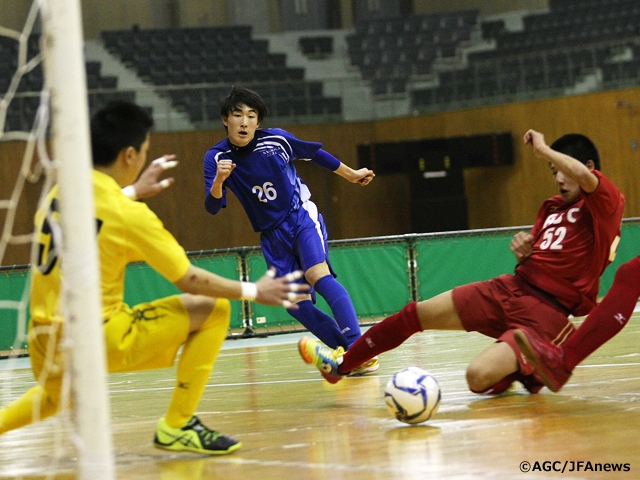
[40,1,114,479]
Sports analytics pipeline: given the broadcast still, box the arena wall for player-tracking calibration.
[3,87,640,266]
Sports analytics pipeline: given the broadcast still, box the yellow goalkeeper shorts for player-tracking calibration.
[104,295,190,372]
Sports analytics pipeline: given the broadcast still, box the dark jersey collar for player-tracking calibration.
[228,133,259,158]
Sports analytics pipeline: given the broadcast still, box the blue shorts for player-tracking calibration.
[260,200,335,295]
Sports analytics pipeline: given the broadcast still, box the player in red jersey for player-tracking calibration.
[514,254,640,392]
[299,130,625,394]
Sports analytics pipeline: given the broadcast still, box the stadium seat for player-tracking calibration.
[299,36,333,58]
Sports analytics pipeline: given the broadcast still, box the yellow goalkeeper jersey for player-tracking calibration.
[30,169,191,323]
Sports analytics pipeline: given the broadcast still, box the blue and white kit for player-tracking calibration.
[203,128,361,349]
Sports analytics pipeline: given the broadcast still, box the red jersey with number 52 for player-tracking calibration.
[516,170,625,316]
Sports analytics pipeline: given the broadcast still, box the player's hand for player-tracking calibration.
[510,231,534,263]
[254,268,310,308]
[523,129,548,159]
[216,159,236,183]
[131,155,178,199]
[353,168,375,186]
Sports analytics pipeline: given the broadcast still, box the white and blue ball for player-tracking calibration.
[384,366,441,424]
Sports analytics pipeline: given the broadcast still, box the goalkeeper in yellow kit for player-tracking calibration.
[0,101,307,454]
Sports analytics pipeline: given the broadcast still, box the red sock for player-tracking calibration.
[563,256,640,370]
[338,302,422,374]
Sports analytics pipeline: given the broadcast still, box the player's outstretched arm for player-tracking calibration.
[334,163,375,186]
[174,265,309,307]
[122,155,178,200]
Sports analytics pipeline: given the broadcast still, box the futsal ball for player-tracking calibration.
[384,366,441,424]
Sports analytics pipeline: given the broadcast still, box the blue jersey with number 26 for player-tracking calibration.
[203,128,323,232]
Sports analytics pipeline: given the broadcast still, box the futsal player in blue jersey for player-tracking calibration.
[203,87,378,375]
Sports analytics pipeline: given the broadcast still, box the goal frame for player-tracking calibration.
[40,1,114,478]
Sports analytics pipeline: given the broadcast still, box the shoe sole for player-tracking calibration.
[320,371,342,384]
[154,440,242,455]
[513,330,560,392]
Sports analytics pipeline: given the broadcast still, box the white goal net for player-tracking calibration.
[0,1,114,479]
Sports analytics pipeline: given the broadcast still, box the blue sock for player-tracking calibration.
[314,275,361,347]
[287,300,349,349]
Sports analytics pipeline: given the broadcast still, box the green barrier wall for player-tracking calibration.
[416,223,640,300]
[2,220,639,351]
[0,269,29,353]
[246,241,412,333]
[415,230,519,300]
[600,222,640,292]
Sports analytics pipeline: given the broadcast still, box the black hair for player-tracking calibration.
[550,133,601,171]
[90,101,154,166]
[220,86,268,124]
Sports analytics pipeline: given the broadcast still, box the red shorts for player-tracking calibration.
[452,274,575,376]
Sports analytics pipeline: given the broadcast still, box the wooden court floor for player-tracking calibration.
[1,312,640,480]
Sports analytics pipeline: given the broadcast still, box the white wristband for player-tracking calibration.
[240,282,257,301]
[122,185,137,200]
